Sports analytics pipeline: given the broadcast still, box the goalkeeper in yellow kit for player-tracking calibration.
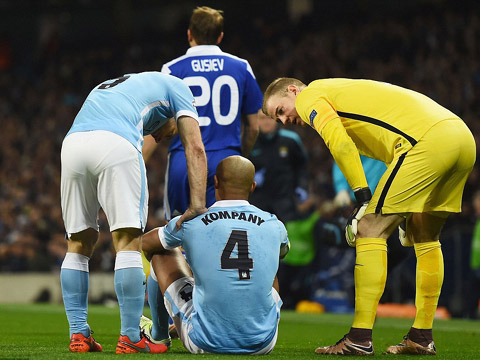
[263,78,476,356]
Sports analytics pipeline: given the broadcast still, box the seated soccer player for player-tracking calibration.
[140,155,290,354]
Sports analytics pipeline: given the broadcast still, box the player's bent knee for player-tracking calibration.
[153,248,189,272]
[409,213,447,243]
[152,249,191,293]
[357,213,403,239]
[142,227,162,255]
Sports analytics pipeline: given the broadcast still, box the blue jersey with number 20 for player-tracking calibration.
[161,45,263,152]
[160,200,289,354]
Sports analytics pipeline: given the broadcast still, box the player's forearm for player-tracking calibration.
[241,112,260,156]
[242,127,259,157]
[142,135,158,163]
[321,118,368,190]
[178,116,207,210]
[185,143,207,209]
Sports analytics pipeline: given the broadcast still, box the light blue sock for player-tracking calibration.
[147,274,170,341]
[114,251,145,343]
[60,253,90,338]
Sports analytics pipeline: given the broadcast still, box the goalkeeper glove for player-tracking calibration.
[398,219,413,247]
[345,187,372,247]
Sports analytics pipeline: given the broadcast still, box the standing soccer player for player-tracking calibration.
[141,156,289,354]
[60,71,207,353]
[143,6,262,218]
[263,77,476,355]
[142,6,262,346]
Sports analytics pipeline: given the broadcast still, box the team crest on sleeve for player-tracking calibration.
[309,110,317,127]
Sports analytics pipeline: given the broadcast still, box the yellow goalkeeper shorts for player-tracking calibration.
[366,119,476,215]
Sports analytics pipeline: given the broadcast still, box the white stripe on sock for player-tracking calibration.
[115,251,143,270]
[149,262,158,282]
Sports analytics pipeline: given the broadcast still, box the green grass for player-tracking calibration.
[0,304,479,359]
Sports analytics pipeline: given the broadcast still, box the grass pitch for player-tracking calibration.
[0,303,479,359]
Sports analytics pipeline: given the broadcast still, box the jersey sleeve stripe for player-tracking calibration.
[176,110,199,122]
[141,100,171,119]
[337,111,418,147]
[158,226,174,250]
[375,152,407,214]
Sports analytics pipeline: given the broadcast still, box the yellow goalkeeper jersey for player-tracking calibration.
[295,78,461,190]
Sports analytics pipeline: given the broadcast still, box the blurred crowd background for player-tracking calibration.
[1,0,479,318]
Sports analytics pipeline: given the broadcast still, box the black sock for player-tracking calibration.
[409,327,433,346]
[348,327,372,344]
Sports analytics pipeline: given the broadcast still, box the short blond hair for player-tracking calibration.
[189,6,224,45]
[262,77,305,115]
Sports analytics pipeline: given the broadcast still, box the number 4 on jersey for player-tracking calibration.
[221,230,253,280]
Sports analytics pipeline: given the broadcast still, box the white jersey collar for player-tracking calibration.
[186,45,223,56]
[210,200,250,208]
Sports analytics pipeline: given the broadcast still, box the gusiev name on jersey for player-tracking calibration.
[191,58,224,72]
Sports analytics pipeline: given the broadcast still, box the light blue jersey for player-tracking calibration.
[161,45,263,152]
[67,72,198,152]
[161,200,289,354]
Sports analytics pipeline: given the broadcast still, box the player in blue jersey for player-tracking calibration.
[143,6,262,219]
[60,71,207,353]
[140,156,289,354]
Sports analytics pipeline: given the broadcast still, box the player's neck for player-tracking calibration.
[218,193,249,202]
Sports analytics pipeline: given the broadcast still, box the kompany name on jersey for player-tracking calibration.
[191,58,224,72]
[201,210,265,226]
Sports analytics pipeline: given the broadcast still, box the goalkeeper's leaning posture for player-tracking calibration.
[263,77,476,356]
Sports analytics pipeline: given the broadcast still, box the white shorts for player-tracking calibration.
[163,277,280,355]
[61,130,148,235]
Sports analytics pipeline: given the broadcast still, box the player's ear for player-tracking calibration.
[216,32,224,45]
[287,85,298,94]
[250,181,257,194]
[187,29,193,43]
[214,175,219,189]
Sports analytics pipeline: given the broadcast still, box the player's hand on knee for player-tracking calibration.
[345,187,372,247]
[345,204,367,247]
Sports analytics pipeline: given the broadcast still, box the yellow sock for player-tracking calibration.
[352,237,388,329]
[413,241,444,329]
